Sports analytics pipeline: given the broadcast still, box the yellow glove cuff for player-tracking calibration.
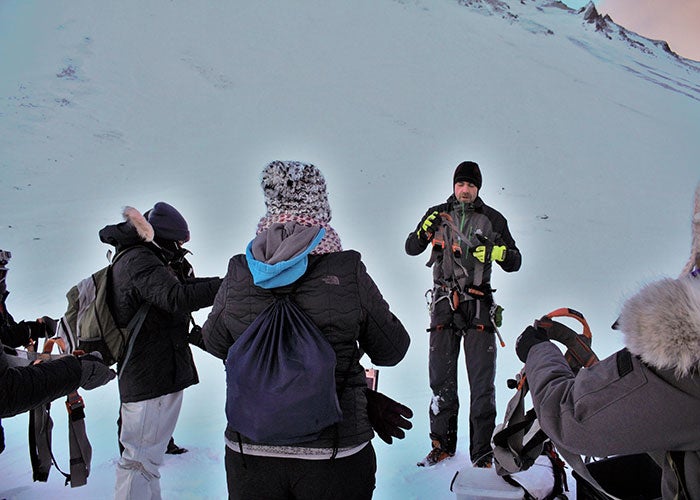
[491,245,507,262]
[473,245,487,263]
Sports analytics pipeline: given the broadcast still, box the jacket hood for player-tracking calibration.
[245,222,325,289]
[617,274,700,377]
[99,206,155,249]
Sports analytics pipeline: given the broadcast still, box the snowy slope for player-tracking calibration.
[1,0,699,498]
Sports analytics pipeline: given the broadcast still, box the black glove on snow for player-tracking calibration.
[366,388,413,445]
[515,325,550,363]
[79,352,116,390]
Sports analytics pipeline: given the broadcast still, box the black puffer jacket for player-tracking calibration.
[99,215,221,403]
[1,340,81,418]
[203,250,410,449]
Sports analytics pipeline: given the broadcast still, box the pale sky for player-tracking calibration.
[566,0,700,61]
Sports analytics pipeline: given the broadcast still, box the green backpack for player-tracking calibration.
[56,248,149,370]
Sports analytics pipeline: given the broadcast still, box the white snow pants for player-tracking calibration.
[115,391,183,500]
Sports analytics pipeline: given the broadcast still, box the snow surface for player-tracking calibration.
[1,0,699,498]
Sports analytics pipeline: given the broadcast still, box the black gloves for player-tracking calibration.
[365,388,413,444]
[21,317,58,342]
[515,326,549,363]
[187,324,207,352]
[78,352,116,390]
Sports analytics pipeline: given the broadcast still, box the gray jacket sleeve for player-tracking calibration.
[525,341,700,457]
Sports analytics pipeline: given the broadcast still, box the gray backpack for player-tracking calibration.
[56,248,149,370]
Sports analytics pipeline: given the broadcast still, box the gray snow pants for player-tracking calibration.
[428,297,497,463]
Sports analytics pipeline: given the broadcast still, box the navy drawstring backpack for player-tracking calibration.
[225,294,342,445]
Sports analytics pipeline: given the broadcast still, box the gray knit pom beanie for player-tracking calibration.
[260,161,332,222]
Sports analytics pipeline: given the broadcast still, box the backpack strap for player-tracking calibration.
[107,245,152,375]
[28,338,93,488]
[117,302,150,376]
[28,403,54,482]
[65,391,91,487]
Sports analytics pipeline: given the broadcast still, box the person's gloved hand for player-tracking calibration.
[473,245,507,263]
[25,317,58,342]
[515,325,550,363]
[472,245,488,263]
[78,352,116,390]
[38,316,58,337]
[366,388,413,444]
[187,324,207,352]
[417,211,442,240]
[491,245,507,262]
[26,321,47,341]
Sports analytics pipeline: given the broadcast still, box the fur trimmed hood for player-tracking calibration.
[617,275,700,377]
[123,206,154,242]
[99,206,155,250]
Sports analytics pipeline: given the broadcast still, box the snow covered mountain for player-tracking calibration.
[1,0,698,498]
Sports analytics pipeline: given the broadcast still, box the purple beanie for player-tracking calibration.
[146,202,190,242]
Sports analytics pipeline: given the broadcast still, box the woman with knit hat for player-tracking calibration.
[202,161,411,499]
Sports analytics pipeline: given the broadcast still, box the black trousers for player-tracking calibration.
[428,298,497,462]
[225,442,377,500]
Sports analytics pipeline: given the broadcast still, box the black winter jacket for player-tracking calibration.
[203,250,410,449]
[1,339,81,418]
[99,220,221,403]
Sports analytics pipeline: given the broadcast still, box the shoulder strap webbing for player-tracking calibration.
[28,403,54,482]
[65,391,91,487]
[27,339,94,487]
[117,302,150,376]
[108,245,152,375]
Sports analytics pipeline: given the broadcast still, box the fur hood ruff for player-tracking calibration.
[123,206,154,242]
[618,274,700,377]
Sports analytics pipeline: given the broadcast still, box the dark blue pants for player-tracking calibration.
[225,442,376,500]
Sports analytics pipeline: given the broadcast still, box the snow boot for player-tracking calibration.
[165,437,188,455]
[472,456,493,468]
[417,439,454,467]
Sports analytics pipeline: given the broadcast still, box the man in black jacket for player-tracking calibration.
[406,161,521,468]
[98,203,221,500]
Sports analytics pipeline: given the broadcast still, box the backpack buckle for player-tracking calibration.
[66,393,85,415]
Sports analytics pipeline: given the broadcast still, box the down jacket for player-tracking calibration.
[99,208,221,403]
[526,275,700,499]
[203,225,410,450]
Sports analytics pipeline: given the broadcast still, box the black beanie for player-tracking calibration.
[146,202,190,242]
[453,161,482,189]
